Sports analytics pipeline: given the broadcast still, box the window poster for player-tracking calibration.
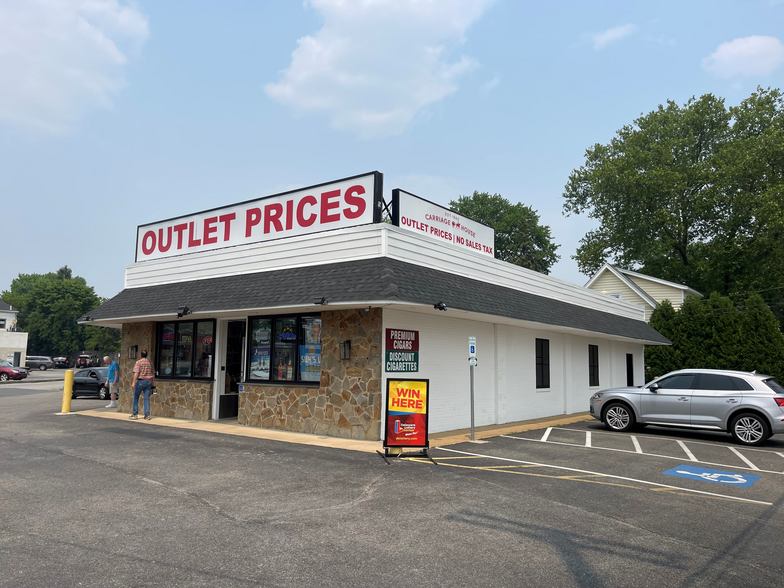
[274,318,297,381]
[250,318,272,379]
[384,379,429,448]
[299,317,322,382]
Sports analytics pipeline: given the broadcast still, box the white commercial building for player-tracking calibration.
[84,173,668,440]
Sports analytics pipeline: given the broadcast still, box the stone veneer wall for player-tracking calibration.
[238,308,382,440]
[118,322,212,420]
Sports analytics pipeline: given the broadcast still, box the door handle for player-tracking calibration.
[726,399,738,403]
[678,397,689,401]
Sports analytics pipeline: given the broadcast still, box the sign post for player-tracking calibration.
[468,336,477,441]
[382,379,430,461]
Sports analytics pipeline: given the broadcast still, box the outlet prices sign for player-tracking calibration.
[384,379,430,448]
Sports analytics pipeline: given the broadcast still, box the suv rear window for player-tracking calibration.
[764,379,784,395]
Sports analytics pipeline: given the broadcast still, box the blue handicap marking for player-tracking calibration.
[663,465,760,488]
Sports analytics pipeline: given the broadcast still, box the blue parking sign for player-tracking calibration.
[663,465,760,488]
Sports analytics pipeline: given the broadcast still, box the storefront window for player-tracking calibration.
[247,314,320,384]
[249,318,272,379]
[274,318,297,381]
[176,323,193,377]
[299,317,322,382]
[156,320,215,379]
[194,322,214,377]
[159,323,175,376]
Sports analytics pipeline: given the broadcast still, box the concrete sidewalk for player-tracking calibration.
[75,407,593,453]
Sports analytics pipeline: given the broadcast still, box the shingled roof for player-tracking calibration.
[88,257,669,344]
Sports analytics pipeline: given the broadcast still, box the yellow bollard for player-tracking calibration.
[61,370,74,413]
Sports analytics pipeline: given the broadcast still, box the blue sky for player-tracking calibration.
[1,0,783,299]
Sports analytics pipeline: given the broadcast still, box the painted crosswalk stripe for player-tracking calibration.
[540,427,552,442]
[585,431,592,447]
[631,436,642,453]
[677,440,697,461]
[729,447,759,470]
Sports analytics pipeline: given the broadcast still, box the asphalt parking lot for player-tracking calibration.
[425,420,784,508]
[2,381,784,587]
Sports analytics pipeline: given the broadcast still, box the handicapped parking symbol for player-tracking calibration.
[663,465,760,488]
[676,470,747,484]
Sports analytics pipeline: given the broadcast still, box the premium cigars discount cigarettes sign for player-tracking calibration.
[392,189,495,257]
[384,379,429,448]
[135,172,382,262]
[385,328,418,372]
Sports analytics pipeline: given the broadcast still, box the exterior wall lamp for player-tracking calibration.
[434,302,447,311]
[177,305,191,318]
[339,340,351,360]
[314,297,328,305]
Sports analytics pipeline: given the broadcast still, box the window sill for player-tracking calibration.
[240,381,321,388]
[536,388,551,393]
[156,376,215,382]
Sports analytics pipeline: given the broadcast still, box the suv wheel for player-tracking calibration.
[39,364,47,371]
[603,402,636,432]
[730,413,770,446]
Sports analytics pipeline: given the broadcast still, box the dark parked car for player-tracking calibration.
[53,356,70,368]
[0,360,28,381]
[72,367,110,400]
[25,355,54,370]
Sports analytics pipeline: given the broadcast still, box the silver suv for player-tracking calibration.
[589,369,784,446]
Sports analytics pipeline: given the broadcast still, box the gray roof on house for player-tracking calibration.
[88,258,669,344]
[0,299,14,312]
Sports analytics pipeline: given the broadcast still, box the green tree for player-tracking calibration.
[1,266,118,356]
[563,87,784,320]
[450,191,560,273]
[645,293,784,381]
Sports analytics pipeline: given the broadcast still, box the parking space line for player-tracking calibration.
[631,436,642,453]
[557,427,784,455]
[729,447,759,470]
[585,431,591,447]
[677,440,697,461]
[500,434,784,476]
[540,427,552,442]
[435,447,773,506]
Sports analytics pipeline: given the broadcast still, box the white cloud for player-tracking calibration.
[590,24,637,50]
[0,0,149,133]
[265,0,494,139]
[479,74,500,97]
[702,35,784,79]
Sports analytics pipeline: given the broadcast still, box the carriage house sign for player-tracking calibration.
[391,189,495,257]
[135,172,383,262]
[385,329,419,372]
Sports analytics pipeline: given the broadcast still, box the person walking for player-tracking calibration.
[131,350,155,420]
[104,355,119,408]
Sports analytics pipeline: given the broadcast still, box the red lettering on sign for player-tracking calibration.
[297,195,318,227]
[203,216,218,245]
[219,213,235,241]
[343,185,366,219]
[245,208,261,238]
[320,189,341,224]
[173,223,188,249]
[264,203,283,233]
[141,231,156,255]
[188,221,201,247]
[158,226,172,252]
[285,200,294,231]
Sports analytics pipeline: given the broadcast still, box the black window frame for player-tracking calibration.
[155,319,216,381]
[535,338,550,389]
[588,345,599,387]
[626,353,634,387]
[246,313,322,385]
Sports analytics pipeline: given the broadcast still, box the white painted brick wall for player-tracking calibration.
[383,309,647,435]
